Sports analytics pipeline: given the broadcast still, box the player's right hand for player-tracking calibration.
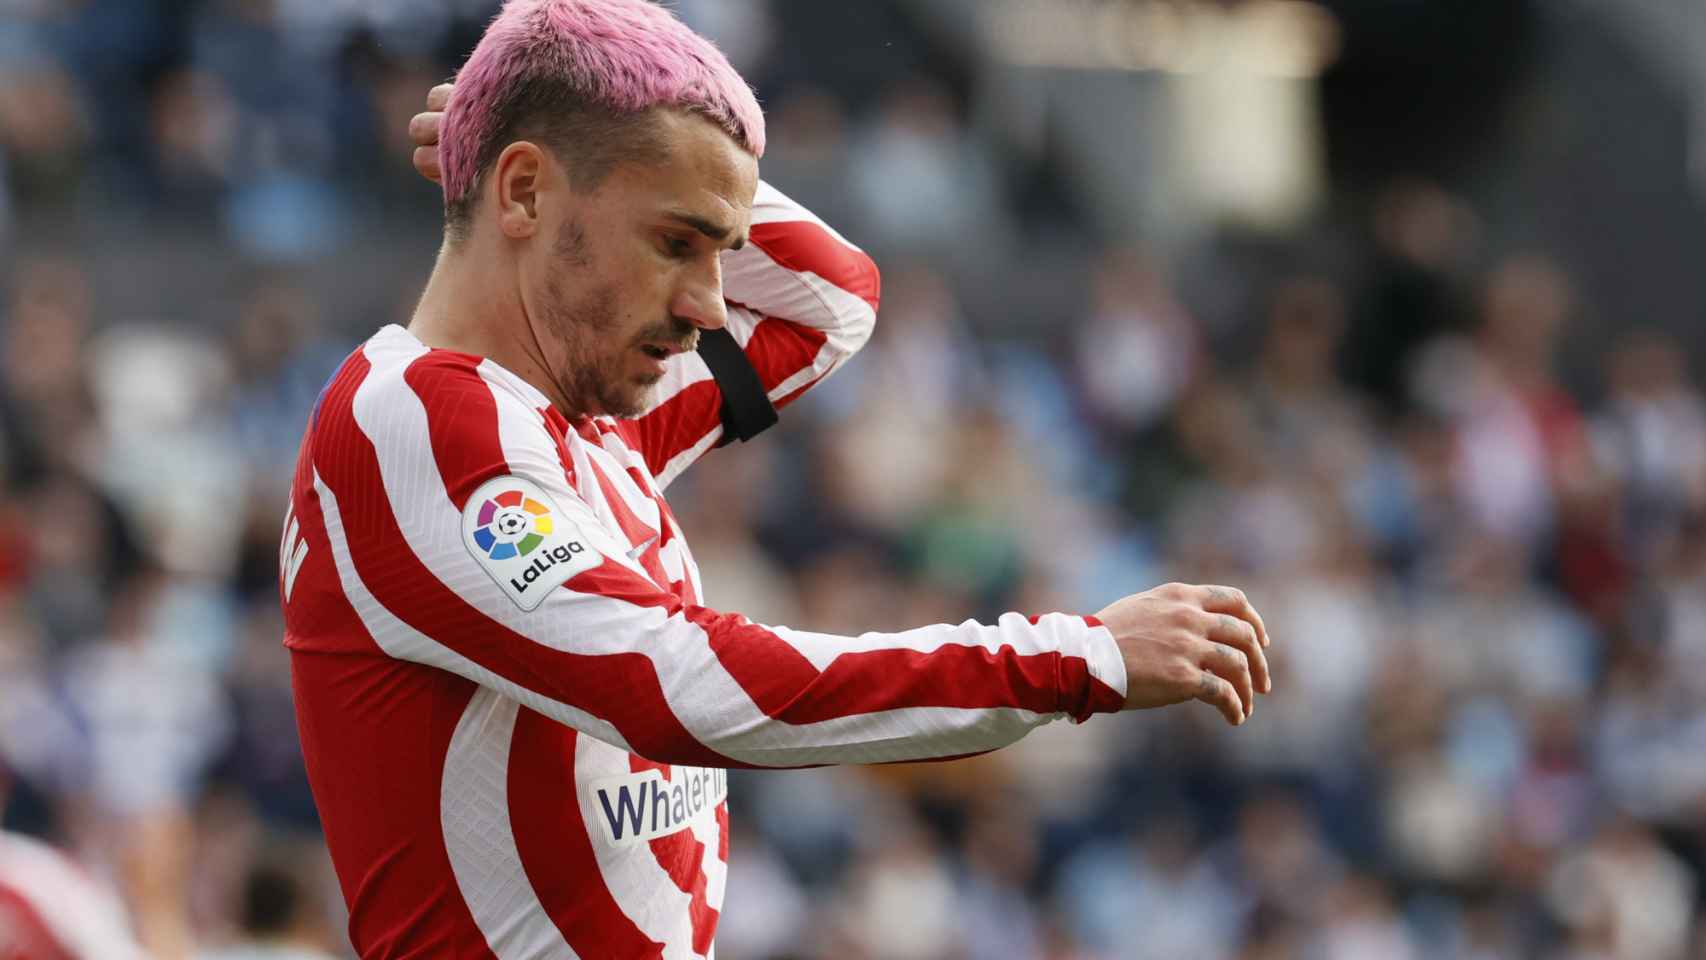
[409,83,454,183]
[1095,582,1271,726]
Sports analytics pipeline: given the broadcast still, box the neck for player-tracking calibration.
[408,235,581,416]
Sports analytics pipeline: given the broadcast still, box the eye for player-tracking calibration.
[660,234,694,259]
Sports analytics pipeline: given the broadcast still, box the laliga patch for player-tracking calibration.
[462,475,601,611]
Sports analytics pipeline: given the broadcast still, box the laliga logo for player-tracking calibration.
[471,489,554,560]
[470,487,588,596]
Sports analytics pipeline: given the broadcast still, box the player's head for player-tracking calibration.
[440,0,764,417]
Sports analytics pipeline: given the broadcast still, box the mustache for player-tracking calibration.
[636,318,700,352]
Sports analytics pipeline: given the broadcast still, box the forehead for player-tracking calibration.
[618,110,758,225]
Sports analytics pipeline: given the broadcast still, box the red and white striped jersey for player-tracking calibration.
[282,184,1127,959]
[0,831,147,960]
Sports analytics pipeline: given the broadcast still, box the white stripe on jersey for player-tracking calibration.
[684,799,728,923]
[572,737,697,959]
[312,466,635,750]
[736,270,876,367]
[441,688,581,959]
[773,612,1128,693]
[583,439,665,543]
[748,181,863,248]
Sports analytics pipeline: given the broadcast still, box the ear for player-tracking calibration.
[493,141,549,239]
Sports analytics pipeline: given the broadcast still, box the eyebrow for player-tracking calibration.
[664,210,747,251]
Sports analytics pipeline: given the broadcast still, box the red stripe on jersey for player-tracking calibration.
[539,407,581,489]
[629,758,719,956]
[746,316,828,396]
[1077,672,1125,721]
[291,353,500,956]
[507,711,664,958]
[313,351,735,769]
[580,456,668,587]
[285,355,391,658]
[404,351,508,510]
[567,560,1109,724]
[628,316,830,477]
[293,654,498,959]
[571,417,603,445]
[561,563,750,638]
[1062,616,1122,720]
[748,220,881,311]
[710,642,1068,723]
[652,503,697,605]
[714,801,730,862]
[0,882,77,960]
[627,379,722,479]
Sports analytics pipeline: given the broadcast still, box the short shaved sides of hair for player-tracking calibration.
[440,0,765,243]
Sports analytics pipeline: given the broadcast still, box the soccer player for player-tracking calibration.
[281,1,1274,956]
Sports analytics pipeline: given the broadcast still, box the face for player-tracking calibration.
[520,110,758,418]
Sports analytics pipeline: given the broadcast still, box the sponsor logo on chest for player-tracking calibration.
[589,766,728,847]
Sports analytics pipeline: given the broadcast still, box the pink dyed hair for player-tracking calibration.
[441,0,764,219]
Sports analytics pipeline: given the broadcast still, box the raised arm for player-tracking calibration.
[623,180,879,487]
[409,83,878,487]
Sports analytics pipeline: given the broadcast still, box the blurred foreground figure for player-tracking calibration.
[0,828,148,959]
[281,1,1271,956]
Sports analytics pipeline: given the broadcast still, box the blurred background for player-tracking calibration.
[1,0,1704,957]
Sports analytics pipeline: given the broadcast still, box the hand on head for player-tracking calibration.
[410,83,454,183]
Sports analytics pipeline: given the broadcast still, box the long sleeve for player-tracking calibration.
[302,331,1125,771]
[629,180,881,489]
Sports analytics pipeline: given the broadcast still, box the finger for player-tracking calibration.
[1199,584,1269,649]
[426,82,454,111]
[1194,669,1244,726]
[1206,611,1270,695]
[409,110,442,148]
[1199,640,1254,721]
[413,145,442,184]
[1157,581,1194,602]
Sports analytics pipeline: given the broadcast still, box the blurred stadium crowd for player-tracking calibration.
[1,1,1704,958]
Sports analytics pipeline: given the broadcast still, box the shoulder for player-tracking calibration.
[363,328,493,414]
[317,328,546,448]
[308,332,570,514]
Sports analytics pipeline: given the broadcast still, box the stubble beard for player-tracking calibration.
[543,218,699,420]
[537,216,644,418]
[543,274,652,419]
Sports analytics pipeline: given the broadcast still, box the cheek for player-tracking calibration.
[616,244,680,316]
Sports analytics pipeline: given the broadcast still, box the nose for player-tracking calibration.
[670,254,728,332]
